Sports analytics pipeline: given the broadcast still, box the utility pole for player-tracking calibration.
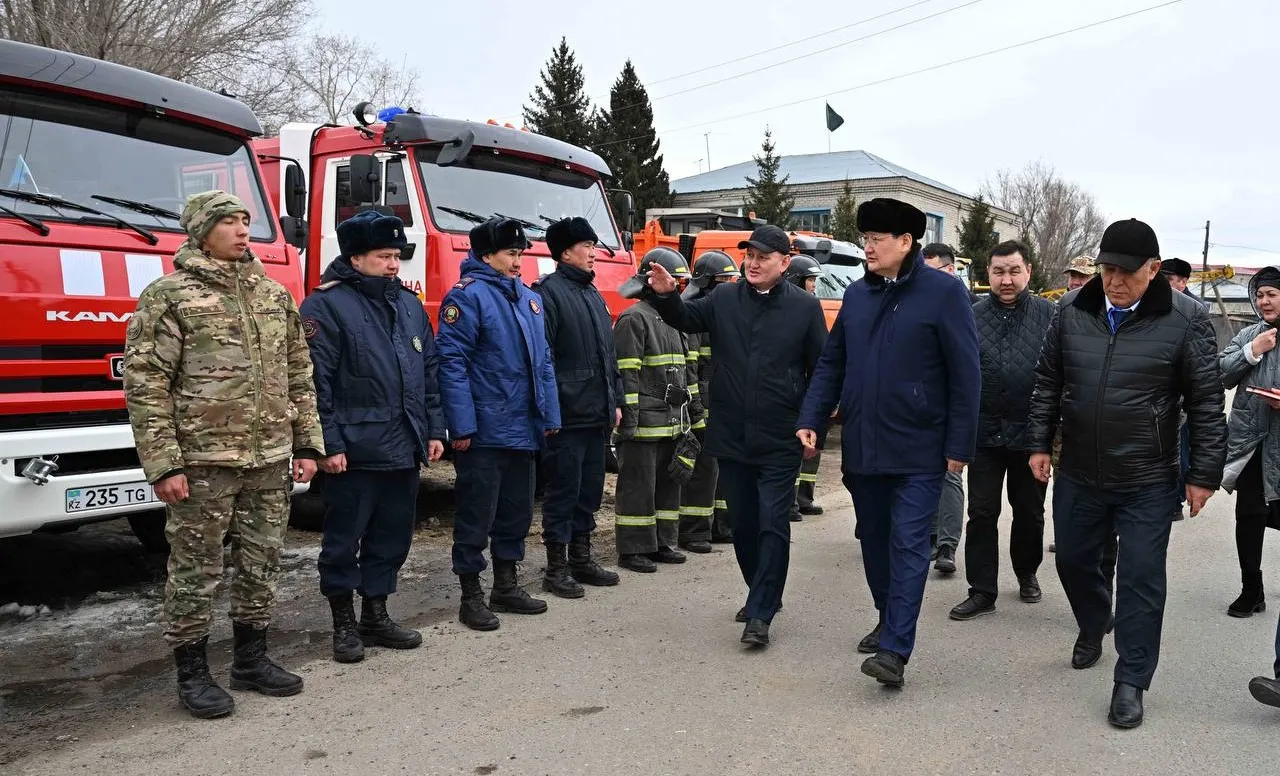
[704,133,712,171]
[696,158,704,174]
[1200,220,1210,299]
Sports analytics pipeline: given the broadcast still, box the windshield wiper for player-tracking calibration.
[0,203,49,236]
[0,188,158,245]
[91,194,180,221]
[493,213,546,234]
[436,205,488,224]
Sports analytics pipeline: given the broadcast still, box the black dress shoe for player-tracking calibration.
[679,540,713,554]
[1108,682,1144,728]
[648,546,686,564]
[857,621,883,654]
[933,545,957,574]
[799,505,824,516]
[789,510,803,522]
[740,618,769,647]
[618,554,657,573]
[1072,631,1104,669]
[1018,575,1043,603]
[1248,676,1280,708]
[949,592,996,621]
[860,650,905,687]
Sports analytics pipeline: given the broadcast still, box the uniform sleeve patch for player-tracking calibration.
[529,299,541,315]
[442,304,461,325]
[126,316,143,341]
[302,318,319,339]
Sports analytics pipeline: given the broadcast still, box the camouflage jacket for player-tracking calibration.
[123,243,324,482]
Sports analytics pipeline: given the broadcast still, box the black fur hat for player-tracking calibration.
[856,198,927,239]
[337,210,408,259]
[470,216,533,257]
[546,217,599,260]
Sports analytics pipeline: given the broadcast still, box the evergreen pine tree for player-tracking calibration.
[595,60,671,224]
[743,128,795,228]
[829,180,860,244]
[958,195,1000,285]
[1021,229,1053,292]
[522,38,595,148]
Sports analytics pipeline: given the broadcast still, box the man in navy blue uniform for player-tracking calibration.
[300,211,447,664]
[797,198,980,687]
[437,217,562,631]
[532,217,623,598]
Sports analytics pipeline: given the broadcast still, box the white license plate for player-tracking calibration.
[65,482,157,513]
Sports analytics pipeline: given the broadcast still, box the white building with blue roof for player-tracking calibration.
[669,150,1022,249]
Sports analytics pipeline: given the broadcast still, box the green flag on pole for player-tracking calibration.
[825,103,845,132]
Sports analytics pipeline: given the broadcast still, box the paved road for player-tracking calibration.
[5,475,1278,776]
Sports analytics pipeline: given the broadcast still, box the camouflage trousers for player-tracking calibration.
[163,462,291,647]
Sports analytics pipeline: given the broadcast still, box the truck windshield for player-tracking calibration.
[815,262,864,299]
[416,147,620,249]
[0,88,273,240]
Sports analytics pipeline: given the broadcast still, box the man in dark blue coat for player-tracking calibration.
[532,217,623,598]
[437,217,562,631]
[797,198,980,687]
[300,210,446,664]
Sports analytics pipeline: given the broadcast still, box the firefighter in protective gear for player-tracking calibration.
[613,248,704,572]
[785,256,829,521]
[678,251,739,552]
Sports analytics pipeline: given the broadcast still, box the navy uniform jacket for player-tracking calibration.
[798,251,981,474]
[299,258,445,470]
[436,254,561,451]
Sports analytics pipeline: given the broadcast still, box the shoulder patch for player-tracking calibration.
[314,280,342,292]
[453,277,476,290]
[302,318,320,339]
[529,298,541,315]
[442,304,461,325]
[126,316,143,341]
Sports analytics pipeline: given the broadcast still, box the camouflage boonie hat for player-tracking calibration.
[1064,255,1097,276]
[180,191,250,244]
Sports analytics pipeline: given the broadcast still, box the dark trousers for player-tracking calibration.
[718,457,799,623]
[965,447,1047,599]
[318,468,421,599]
[846,471,943,660]
[451,447,535,575]
[679,432,717,544]
[540,428,607,545]
[794,424,828,512]
[1054,474,1179,690]
[1235,451,1280,573]
[615,438,681,555]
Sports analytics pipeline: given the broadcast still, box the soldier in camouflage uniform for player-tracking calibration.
[123,191,324,720]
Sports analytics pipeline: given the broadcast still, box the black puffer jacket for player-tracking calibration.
[533,263,624,430]
[1025,273,1226,490]
[974,290,1056,450]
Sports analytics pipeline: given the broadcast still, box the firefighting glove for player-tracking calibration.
[667,429,701,486]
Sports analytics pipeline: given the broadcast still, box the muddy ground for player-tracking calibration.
[0,460,634,766]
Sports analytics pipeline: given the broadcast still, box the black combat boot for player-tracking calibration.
[458,573,500,631]
[1229,570,1266,618]
[569,533,620,586]
[328,593,365,663]
[489,559,548,615]
[228,623,304,697]
[173,637,235,719]
[542,542,585,599]
[359,596,423,649]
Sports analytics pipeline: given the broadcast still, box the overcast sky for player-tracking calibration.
[315,0,1277,269]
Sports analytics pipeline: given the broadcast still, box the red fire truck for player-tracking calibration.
[252,105,638,317]
[0,40,309,549]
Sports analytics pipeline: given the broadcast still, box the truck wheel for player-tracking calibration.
[127,510,169,554]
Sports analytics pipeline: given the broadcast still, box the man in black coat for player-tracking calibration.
[301,211,446,664]
[1026,218,1227,729]
[533,217,623,598]
[948,240,1055,622]
[645,225,828,648]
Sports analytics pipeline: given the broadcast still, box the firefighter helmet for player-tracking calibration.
[683,250,740,299]
[619,247,693,299]
[785,255,824,287]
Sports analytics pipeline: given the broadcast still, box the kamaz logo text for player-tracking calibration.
[46,310,135,323]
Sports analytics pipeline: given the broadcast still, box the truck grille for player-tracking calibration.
[0,409,130,433]
[0,345,125,394]
[13,447,140,477]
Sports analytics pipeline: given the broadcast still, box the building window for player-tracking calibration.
[924,213,944,245]
[790,209,831,233]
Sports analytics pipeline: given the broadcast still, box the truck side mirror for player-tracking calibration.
[614,190,635,232]
[621,232,634,252]
[437,131,475,168]
[284,163,306,219]
[280,215,308,250]
[349,154,380,203]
